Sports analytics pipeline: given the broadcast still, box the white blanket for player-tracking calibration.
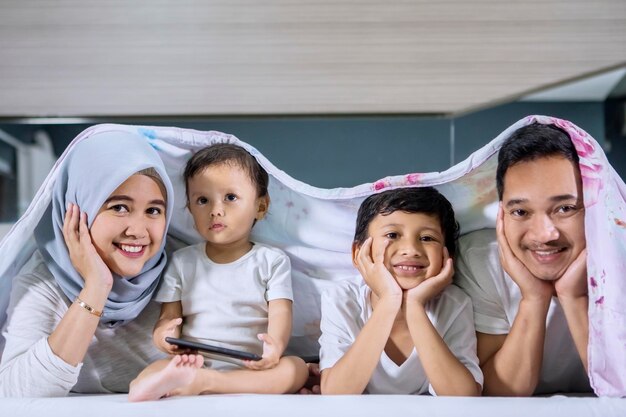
[1,115,624,396]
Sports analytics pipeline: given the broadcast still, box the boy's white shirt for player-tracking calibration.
[455,229,591,394]
[319,280,483,395]
[155,242,293,366]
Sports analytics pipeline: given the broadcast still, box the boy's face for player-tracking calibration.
[364,210,445,290]
[187,162,268,251]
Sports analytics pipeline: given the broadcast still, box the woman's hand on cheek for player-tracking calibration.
[63,203,113,293]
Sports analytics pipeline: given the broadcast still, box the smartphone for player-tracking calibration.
[165,337,262,361]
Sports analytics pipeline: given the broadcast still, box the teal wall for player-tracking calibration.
[0,100,622,222]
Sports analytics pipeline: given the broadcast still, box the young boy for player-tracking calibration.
[129,144,308,401]
[319,187,483,395]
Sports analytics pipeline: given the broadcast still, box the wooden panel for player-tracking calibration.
[0,0,625,116]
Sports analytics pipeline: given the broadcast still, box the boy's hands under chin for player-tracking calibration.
[243,333,281,370]
[63,203,113,292]
[405,248,454,306]
[354,237,402,305]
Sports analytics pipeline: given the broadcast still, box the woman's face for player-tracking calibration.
[90,174,167,278]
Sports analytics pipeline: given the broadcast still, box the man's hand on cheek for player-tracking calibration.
[496,204,554,302]
[554,248,588,299]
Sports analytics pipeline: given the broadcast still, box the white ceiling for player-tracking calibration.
[1,1,625,116]
[522,67,626,102]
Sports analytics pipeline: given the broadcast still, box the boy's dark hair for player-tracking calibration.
[496,123,579,200]
[183,143,269,200]
[354,187,460,257]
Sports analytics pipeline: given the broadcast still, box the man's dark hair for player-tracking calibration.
[496,123,579,200]
[183,143,269,200]
[353,187,460,257]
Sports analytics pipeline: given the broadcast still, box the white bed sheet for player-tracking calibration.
[1,394,625,417]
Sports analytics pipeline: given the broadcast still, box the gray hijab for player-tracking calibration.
[34,131,174,324]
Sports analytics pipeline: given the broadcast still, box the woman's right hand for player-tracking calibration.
[62,203,113,293]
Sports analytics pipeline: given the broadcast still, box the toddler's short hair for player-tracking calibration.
[183,143,269,200]
[354,187,460,257]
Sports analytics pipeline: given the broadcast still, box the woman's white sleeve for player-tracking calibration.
[0,273,82,397]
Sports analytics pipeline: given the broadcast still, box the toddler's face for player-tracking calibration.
[187,162,268,251]
[366,211,445,290]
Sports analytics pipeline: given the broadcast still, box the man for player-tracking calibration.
[456,123,591,396]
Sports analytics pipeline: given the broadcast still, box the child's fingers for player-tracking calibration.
[356,237,374,268]
[167,317,183,330]
[440,257,454,282]
[440,248,454,279]
[242,358,267,370]
[258,333,275,346]
[307,362,321,376]
[372,239,389,266]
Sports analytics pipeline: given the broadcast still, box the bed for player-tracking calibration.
[1,117,625,409]
[2,393,626,417]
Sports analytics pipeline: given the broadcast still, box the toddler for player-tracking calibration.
[129,143,308,401]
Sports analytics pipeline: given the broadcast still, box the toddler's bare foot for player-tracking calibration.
[128,354,204,402]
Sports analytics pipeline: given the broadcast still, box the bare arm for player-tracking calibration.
[559,296,588,371]
[1,205,111,397]
[405,253,480,396]
[481,206,554,396]
[478,297,550,396]
[0,272,87,397]
[152,301,183,354]
[267,298,292,354]
[322,237,401,394]
[554,249,589,371]
[321,297,399,394]
[406,303,480,396]
[243,298,293,370]
[47,205,113,367]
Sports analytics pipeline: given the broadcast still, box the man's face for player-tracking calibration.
[501,155,586,281]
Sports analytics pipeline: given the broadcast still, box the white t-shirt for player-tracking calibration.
[455,228,591,394]
[0,252,165,397]
[319,280,483,395]
[155,242,293,359]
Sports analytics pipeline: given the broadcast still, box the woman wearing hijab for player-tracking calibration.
[0,131,174,397]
